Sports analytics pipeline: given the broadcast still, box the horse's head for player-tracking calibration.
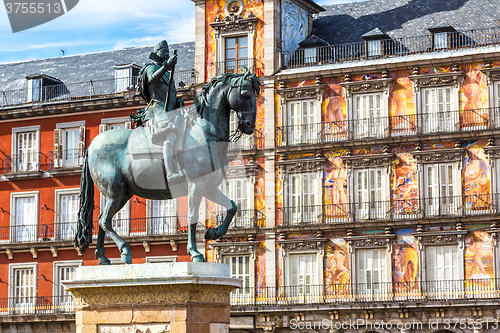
[227,71,260,135]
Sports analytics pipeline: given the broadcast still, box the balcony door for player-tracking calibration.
[425,163,458,216]
[11,266,35,314]
[16,132,38,172]
[355,168,385,220]
[59,193,79,240]
[288,253,319,303]
[288,172,320,225]
[288,100,318,145]
[422,87,456,133]
[225,36,248,73]
[426,245,459,296]
[151,199,177,235]
[353,93,384,139]
[356,248,388,299]
[14,196,37,242]
[229,111,253,150]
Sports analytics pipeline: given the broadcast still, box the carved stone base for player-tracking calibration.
[64,263,241,333]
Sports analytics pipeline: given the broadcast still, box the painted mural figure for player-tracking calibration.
[331,244,349,281]
[324,156,347,217]
[468,231,489,279]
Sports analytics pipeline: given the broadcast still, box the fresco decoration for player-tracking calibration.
[422,142,455,150]
[255,238,266,292]
[389,70,415,137]
[463,141,490,212]
[276,244,283,293]
[465,225,494,287]
[324,236,350,287]
[323,151,348,220]
[205,0,264,79]
[393,229,419,291]
[353,146,384,155]
[460,63,488,128]
[254,157,265,228]
[322,77,346,124]
[391,151,418,217]
[275,91,282,146]
[281,0,308,65]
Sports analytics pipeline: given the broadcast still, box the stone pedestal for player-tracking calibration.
[64,263,241,333]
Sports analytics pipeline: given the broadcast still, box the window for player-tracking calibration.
[12,126,40,173]
[354,168,387,220]
[367,40,382,57]
[304,48,317,64]
[221,177,253,229]
[229,111,253,150]
[495,81,500,128]
[54,122,85,168]
[287,172,321,224]
[27,78,41,102]
[11,192,38,242]
[57,190,79,241]
[356,248,388,295]
[433,32,448,49]
[422,87,456,133]
[424,163,460,216]
[426,245,459,294]
[225,255,252,298]
[150,199,177,235]
[10,264,36,314]
[287,99,318,145]
[53,261,81,310]
[287,253,319,302]
[224,36,248,73]
[99,117,132,133]
[114,64,140,93]
[353,93,385,139]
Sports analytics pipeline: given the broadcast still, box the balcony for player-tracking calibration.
[230,279,500,307]
[277,108,496,146]
[228,129,264,152]
[0,70,195,109]
[0,295,74,316]
[0,216,189,244]
[278,193,494,226]
[212,58,264,77]
[213,209,262,230]
[280,26,500,69]
[1,153,50,178]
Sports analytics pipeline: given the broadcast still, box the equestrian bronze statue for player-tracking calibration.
[74,41,260,263]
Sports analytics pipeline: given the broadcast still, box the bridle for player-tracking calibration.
[228,76,256,142]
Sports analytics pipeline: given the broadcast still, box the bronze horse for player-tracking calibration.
[75,72,260,263]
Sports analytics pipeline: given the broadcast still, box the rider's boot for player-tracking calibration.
[163,141,183,182]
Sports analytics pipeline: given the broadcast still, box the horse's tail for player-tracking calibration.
[74,150,94,253]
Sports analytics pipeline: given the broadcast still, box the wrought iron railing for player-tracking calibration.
[213,58,264,77]
[49,149,84,169]
[1,70,195,109]
[277,108,496,146]
[230,279,500,307]
[228,129,265,151]
[1,152,50,174]
[0,216,189,243]
[281,27,500,68]
[278,193,494,226]
[0,295,75,315]
[213,209,261,230]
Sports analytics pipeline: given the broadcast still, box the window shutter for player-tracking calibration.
[229,112,238,134]
[496,82,500,107]
[357,250,366,284]
[53,129,61,168]
[125,121,132,129]
[426,246,436,281]
[99,124,109,133]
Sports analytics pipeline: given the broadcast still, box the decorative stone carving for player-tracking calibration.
[346,234,395,252]
[415,231,467,249]
[99,324,171,333]
[480,67,500,85]
[211,241,258,262]
[409,71,464,93]
[422,234,457,244]
[342,153,394,173]
[276,85,326,102]
[340,78,392,98]
[226,163,258,179]
[484,145,500,167]
[412,148,465,164]
[210,14,258,36]
[277,158,325,181]
[277,238,327,257]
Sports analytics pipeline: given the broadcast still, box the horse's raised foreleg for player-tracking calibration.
[95,219,110,265]
[99,195,133,264]
[204,188,237,240]
[187,181,205,262]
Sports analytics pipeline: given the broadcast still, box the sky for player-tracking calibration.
[0,0,367,64]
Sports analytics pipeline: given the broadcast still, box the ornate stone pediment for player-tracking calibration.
[342,153,394,170]
[484,144,500,166]
[226,161,259,179]
[276,84,326,102]
[412,148,465,164]
[210,14,259,36]
[345,234,395,252]
[211,241,258,262]
[409,71,464,92]
[340,78,392,98]
[480,66,500,85]
[414,231,467,249]
[277,157,325,179]
[277,238,327,256]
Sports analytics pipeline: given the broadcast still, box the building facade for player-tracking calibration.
[2,0,500,332]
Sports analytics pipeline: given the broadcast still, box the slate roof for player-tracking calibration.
[312,0,500,46]
[0,41,195,91]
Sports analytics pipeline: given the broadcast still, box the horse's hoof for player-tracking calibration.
[121,254,132,264]
[205,227,218,240]
[99,258,111,265]
[191,254,206,262]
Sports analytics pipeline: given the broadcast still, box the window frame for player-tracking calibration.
[55,188,80,241]
[53,260,82,307]
[9,262,37,313]
[100,116,132,133]
[146,198,178,235]
[54,121,85,168]
[11,125,41,173]
[10,191,39,243]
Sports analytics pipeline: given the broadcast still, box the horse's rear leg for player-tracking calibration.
[95,223,110,265]
[204,188,237,240]
[99,194,133,264]
[187,182,205,262]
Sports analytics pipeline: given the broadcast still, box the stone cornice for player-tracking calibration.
[345,234,395,252]
[480,67,500,85]
[226,162,259,179]
[277,238,327,256]
[408,71,464,93]
[342,153,394,168]
[414,230,467,248]
[275,84,326,101]
[211,241,259,262]
[412,148,465,163]
[210,14,259,36]
[277,157,325,175]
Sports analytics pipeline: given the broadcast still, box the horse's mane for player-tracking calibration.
[194,71,261,118]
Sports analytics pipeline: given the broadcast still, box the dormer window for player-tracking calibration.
[428,21,457,50]
[298,34,329,65]
[362,28,390,58]
[25,74,61,103]
[114,64,141,93]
